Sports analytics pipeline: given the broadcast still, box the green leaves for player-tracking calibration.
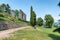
[30,6,36,27]
[58,2,60,7]
[0,3,10,12]
[44,14,54,28]
[37,17,43,26]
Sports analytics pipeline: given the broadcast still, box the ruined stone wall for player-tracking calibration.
[0,20,27,30]
[19,10,26,20]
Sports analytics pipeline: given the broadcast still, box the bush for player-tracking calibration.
[18,18,29,23]
[37,17,43,26]
[53,28,60,33]
[54,24,58,28]
[9,16,14,21]
[0,12,9,18]
[0,14,4,17]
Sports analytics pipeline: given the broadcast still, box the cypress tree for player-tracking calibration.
[30,6,36,27]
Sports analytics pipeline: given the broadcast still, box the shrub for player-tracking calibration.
[9,16,14,21]
[37,17,43,26]
[53,28,60,33]
[0,14,4,17]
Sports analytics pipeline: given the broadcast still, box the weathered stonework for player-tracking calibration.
[0,20,28,30]
[10,10,26,20]
[19,10,26,20]
[10,10,15,17]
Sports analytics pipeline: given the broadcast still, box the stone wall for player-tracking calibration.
[0,20,27,30]
[10,10,26,21]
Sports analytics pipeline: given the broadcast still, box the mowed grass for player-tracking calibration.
[2,26,60,40]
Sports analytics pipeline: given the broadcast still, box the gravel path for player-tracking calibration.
[0,26,30,39]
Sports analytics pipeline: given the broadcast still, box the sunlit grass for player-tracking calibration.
[2,26,60,40]
[2,27,52,40]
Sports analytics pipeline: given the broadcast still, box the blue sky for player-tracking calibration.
[0,0,60,22]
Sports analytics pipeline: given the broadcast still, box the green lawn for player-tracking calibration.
[2,26,60,40]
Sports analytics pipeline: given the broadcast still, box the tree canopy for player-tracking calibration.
[44,14,54,28]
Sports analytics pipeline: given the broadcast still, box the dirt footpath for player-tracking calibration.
[0,26,30,39]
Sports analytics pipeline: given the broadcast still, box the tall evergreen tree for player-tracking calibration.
[30,6,36,27]
[30,6,33,26]
[32,11,36,27]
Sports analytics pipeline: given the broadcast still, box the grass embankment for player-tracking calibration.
[2,26,60,40]
[0,12,28,23]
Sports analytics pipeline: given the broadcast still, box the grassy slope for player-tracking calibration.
[0,12,21,22]
[36,27,60,40]
[2,28,51,40]
[2,26,60,40]
[0,12,29,23]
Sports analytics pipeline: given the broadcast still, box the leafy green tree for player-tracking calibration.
[53,2,60,33]
[37,17,43,26]
[0,4,11,13]
[30,6,36,27]
[44,14,54,28]
[0,6,3,12]
[6,4,11,13]
[0,3,6,12]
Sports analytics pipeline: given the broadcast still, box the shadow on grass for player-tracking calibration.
[48,34,60,40]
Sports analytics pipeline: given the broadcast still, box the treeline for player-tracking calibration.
[0,3,10,13]
[30,3,60,33]
[30,2,60,29]
[30,6,54,28]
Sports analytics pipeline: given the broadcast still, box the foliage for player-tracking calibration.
[58,2,60,7]
[37,17,43,26]
[0,3,11,17]
[18,18,29,23]
[44,14,54,28]
[0,3,6,12]
[9,16,14,21]
[0,3,27,23]
[0,13,4,17]
[30,6,36,27]
[6,4,11,16]
[0,3,10,12]
[53,28,60,33]
[0,12,9,17]
[53,23,59,28]
[15,10,19,18]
